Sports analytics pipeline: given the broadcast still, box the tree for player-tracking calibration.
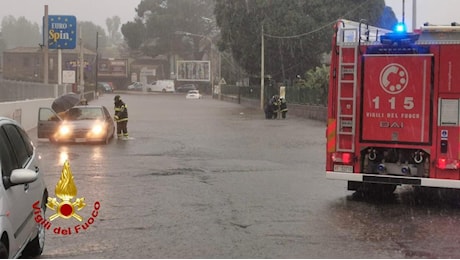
[121,20,145,50]
[214,0,397,83]
[1,16,41,49]
[77,21,107,51]
[106,16,123,44]
[121,0,216,59]
[303,64,330,105]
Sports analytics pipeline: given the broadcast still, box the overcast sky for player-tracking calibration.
[0,0,459,33]
[386,0,460,31]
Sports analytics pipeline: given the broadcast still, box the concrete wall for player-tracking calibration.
[0,99,54,131]
[2,94,327,132]
[222,95,327,122]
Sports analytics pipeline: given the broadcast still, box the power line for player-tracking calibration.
[263,0,371,39]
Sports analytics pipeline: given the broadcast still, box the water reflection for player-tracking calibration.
[328,186,460,258]
[59,146,69,165]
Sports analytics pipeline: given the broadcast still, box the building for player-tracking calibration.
[128,55,168,85]
[3,47,96,85]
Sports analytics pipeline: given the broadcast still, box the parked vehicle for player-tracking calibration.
[37,105,115,144]
[146,80,175,93]
[326,19,460,195]
[97,82,113,93]
[0,117,48,258]
[185,90,203,99]
[127,82,143,91]
[176,83,197,93]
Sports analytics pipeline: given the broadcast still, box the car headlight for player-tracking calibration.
[58,125,71,136]
[91,123,105,135]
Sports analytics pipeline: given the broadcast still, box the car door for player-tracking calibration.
[102,106,115,137]
[37,107,60,138]
[0,125,34,251]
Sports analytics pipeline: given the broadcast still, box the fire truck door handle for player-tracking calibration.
[440,140,448,153]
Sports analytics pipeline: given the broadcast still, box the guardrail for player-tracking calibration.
[0,80,99,130]
[0,80,70,102]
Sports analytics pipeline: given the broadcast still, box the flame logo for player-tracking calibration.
[46,160,86,221]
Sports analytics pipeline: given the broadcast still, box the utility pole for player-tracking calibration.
[79,27,84,98]
[412,0,417,32]
[43,5,49,84]
[95,31,99,98]
[260,25,264,110]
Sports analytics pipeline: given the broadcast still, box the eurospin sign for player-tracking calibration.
[44,15,77,49]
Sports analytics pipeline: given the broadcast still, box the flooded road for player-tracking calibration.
[29,93,460,258]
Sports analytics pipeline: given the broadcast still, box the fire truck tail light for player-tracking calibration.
[436,158,460,170]
[332,152,353,164]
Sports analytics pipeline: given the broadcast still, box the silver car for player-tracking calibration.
[0,117,48,258]
[37,105,116,144]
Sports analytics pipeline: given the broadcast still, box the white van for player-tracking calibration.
[146,80,175,93]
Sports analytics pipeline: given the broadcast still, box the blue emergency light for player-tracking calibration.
[394,22,407,33]
[379,22,418,46]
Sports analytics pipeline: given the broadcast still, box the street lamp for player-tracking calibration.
[175,31,214,96]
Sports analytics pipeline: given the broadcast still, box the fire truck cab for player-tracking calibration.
[326,19,460,194]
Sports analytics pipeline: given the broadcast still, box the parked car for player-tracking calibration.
[127,82,144,91]
[146,80,175,93]
[0,117,48,258]
[176,83,197,93]
[185,90,203,99]
[97,82,113,93]
[37,105,116,144]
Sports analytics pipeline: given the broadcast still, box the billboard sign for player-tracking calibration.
[45,15,77,49]
[98,59,128,78]
[176,60,210,82]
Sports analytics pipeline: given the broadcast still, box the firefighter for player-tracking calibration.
[264,98,274,119]
[279,97,288,119]
[271,95,280,119]
[114,95,129,139]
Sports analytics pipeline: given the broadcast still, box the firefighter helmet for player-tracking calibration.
[114,95,121,101]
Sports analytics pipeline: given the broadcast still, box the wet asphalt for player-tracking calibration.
[29,92,460,258]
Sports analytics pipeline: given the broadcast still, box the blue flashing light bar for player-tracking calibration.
[394,22,407,33]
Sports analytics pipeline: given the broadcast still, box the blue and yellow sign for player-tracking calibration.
[45,15,77,49]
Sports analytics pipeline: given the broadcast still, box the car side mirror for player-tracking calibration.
[10,168,38,185]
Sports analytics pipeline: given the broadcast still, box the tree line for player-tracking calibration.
[121,0,397,85]
[2,0,399,96]
[0,15,124,57]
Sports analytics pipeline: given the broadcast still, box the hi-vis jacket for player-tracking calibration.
[114,100,128,122]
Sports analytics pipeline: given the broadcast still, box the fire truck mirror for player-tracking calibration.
[441,140,448,154]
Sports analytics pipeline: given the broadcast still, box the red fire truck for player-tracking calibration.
[326,19,460,194]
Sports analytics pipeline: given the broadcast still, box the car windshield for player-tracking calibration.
[66,107,103,120]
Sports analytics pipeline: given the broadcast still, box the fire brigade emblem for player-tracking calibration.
[379,63,408,95]
[46,160,86,221]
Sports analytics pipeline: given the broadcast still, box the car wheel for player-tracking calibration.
[0,241,8,258]
[22,197,46,257]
